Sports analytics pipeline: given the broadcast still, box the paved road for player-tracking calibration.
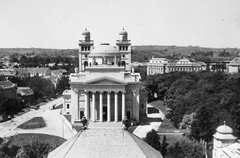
[0,97,77,139]
[133,113,162,138]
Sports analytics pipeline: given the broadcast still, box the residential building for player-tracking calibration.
[17,87,34,104]
[0,69,17,78]
[227,56,240,73]
[147,57,206,75]
[197,62,207,71]
[51,69,67,77]
[0,80,17,103]
[166,59,202,73]
[14,68,29,78]
[26,67,51,77]
[147,57,168,75]
[209,62,228,72]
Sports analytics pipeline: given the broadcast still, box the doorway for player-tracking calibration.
[103,107,107,121]
[80,111,84,119]
[127,111,131,119]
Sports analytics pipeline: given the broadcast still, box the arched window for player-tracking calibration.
[84,61,88,68]
[122,61,126,67]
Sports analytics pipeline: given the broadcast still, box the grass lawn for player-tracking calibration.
[18,117,46,129]
[9,133,66,148]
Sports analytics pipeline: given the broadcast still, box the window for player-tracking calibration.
[67,112,70,114]
[141,103,144,109]
[67,104,70,109]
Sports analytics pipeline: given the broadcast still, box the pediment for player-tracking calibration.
[84,76,126,85]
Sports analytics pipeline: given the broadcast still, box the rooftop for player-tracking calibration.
[89,43,120,57]
[48,127,162,158]
[0,80,15,88]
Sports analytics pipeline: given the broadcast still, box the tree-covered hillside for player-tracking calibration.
[145,71,240,141]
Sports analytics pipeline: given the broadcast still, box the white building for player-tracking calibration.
[212,122,240,158]
[147,57,206,75]
[62,29,147,125]
[147,57,168,75]
[228,56,240,73]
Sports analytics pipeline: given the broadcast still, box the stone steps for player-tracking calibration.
[69,128,129,157]
[88,121,122,128]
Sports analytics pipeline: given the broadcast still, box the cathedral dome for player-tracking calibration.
[216,122,233,134]
[82,29,90,35]
[119,29,127,35]
[89,43,120,57]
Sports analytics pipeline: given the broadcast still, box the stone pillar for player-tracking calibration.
[99,92,103,122]
[107,91,111,122]
[84,91,89,119]
[79,54,82,71]
[92,92,96,122]
[133,89,140,122]
[122,91,125,120]
[114,91,118,122]
[71,88,79,123]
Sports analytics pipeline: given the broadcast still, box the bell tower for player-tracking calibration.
[212,122,237,158]
[79,29,94,72]
[116,28,132,71]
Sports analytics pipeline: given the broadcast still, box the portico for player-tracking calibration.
[84,90,125,122]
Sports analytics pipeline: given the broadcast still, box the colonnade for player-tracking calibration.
[84,91,125,122]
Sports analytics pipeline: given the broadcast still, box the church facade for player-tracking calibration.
[62,29,146,125]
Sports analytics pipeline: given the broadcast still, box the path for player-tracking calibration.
[133,106,164,138]
[0,97,77,139]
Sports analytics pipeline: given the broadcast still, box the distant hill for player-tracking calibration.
[0,48,78,57]
[1,46,239,62]
[131,45,240,62]
[132,45,240,55]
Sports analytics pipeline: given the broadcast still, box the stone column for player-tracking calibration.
[114,91,118,122]
[99,92,103,122]
[107,91,111,122]
[122,91,125,120]
[92,92,96,122]
[133,89,140,122]
[84,91,89,119]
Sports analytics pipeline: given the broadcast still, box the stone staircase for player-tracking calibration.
[67,128,128,157]
[88,121,122,128]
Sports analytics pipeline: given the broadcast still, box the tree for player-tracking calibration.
[16,141,52,158]
[0,151,9,158]
[56,76,70,95]
[190,104,220,142]
[160,136,168,158]
[166,137,204,158]
[0,98,20,120]
[134,65,147,82]
[145,129,161,151]
[28,76,56,100]
[0,145,20,158]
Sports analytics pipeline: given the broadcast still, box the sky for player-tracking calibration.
[0,0,240,49]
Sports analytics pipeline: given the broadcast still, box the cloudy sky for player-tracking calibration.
[0,0,239,49]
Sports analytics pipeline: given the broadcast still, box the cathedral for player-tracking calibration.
[62,29,146,125]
